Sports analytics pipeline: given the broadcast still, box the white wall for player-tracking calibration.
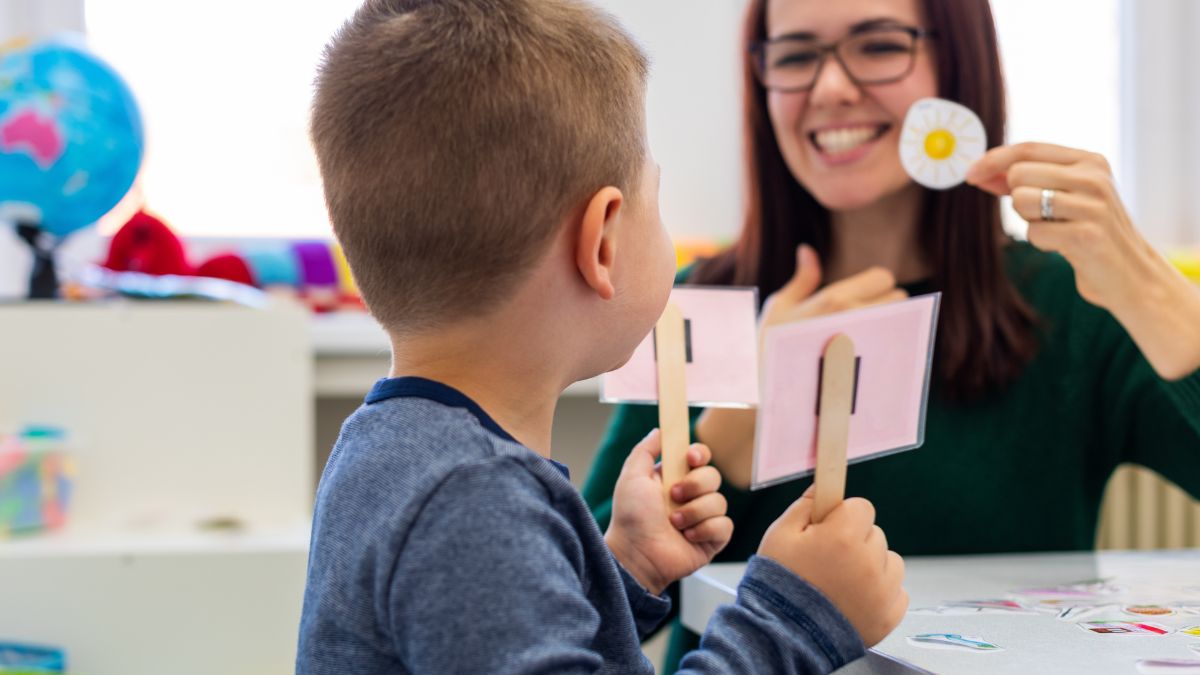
[0,0,84,41]
[7,0,1200,247]
[1120,0,1200,247]
[606,1,747,242]
[71,0,747,241]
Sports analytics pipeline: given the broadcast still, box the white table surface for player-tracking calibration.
[682,550,1200,674]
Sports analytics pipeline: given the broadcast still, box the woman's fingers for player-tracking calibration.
[775,244,824,303]
[1010,186,1106,223]
[1006,162,1116,200]
[966,141,1099,194]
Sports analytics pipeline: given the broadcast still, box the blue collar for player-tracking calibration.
[365,376,570,480]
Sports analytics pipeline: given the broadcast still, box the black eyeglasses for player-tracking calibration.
[751,25,936,92]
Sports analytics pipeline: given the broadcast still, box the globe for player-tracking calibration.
[0,35,143,238]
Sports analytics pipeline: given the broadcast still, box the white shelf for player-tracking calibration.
[0,525,309,675]
[0,302,314,675]
[311,312,603,399]
[0,523,310,558]
[310,311,391,356]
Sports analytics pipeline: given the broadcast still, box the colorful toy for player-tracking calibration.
[93,209,727,312]
[1170,249,1200,285]
[97,209,363,311]
[0,641,66,673]
[673,237,722,270]
[0,427,74,537]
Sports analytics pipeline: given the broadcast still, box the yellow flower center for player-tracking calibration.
[924,129,956,160]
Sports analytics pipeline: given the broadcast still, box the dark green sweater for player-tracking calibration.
[581,241,1200,669]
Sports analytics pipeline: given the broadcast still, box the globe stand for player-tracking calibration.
[14,220,60,299]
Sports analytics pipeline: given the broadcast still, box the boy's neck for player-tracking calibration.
[387,319,566,458]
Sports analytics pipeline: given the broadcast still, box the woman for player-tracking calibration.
[583,0,1200,667]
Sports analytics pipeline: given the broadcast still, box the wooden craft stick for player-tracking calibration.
[813,333,855,523]
[655,302,690,508]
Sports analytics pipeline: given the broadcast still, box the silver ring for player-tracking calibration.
[1040,188,1056,221]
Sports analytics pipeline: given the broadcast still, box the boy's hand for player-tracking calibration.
[605,429,733,596]
[759,491,908,647]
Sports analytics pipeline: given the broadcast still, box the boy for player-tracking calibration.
[297,0,908,672]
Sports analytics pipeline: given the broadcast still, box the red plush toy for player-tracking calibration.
[102,210,191,276]
[103,209,254,286]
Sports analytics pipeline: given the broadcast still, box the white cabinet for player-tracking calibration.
[0,301,313,674]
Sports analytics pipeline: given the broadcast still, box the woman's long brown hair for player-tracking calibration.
[692,0,1038,401]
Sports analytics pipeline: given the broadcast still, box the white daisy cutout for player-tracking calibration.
[900,97,987,190]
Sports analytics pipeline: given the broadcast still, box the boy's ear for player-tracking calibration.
[575,186,624,301]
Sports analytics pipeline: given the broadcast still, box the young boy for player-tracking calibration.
[297,0,908,672]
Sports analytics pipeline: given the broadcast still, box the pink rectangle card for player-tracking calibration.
[601,286,760,408]
[752,293,941,490]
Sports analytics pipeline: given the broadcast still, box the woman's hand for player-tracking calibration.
[759,245,907,333]
[696,244,907,488]
[967,142,1200,380]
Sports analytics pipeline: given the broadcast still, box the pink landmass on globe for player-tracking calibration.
[0,108,65,168]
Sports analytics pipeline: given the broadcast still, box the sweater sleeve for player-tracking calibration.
[1094,310,1200,498]
[615,558,674,641]
[1019,247,1200,500]
[678,556,866,674]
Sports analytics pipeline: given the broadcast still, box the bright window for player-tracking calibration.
[82,0,1122,241]
[85,0,362,237]
[991,0,1122,237]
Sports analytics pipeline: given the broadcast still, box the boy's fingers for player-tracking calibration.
[884,552,908,618]
[670,465,722,503]
[684,515,734,546]
[867,525,889,567]
[885,550,906,587]
[687,443,712,468]
[887,587,911,630]
[670,492,728,529]
[779,490,815,531]
[824,497,876,540]
[625,428,662,473]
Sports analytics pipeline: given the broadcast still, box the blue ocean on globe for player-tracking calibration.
[0,36,143,237]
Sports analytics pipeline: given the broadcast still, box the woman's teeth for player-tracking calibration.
[813,126,885,155]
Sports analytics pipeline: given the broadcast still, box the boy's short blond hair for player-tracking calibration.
[311,0,650,333]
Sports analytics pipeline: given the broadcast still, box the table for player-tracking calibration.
[681,550,1200,674]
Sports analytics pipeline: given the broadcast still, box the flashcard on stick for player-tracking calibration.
[602,286,759,504]
[602,286,759,407]
[752,294,940,490]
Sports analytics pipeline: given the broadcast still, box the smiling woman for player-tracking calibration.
[580,0,1200,671]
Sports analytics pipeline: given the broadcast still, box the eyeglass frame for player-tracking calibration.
[749,25,938,93]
